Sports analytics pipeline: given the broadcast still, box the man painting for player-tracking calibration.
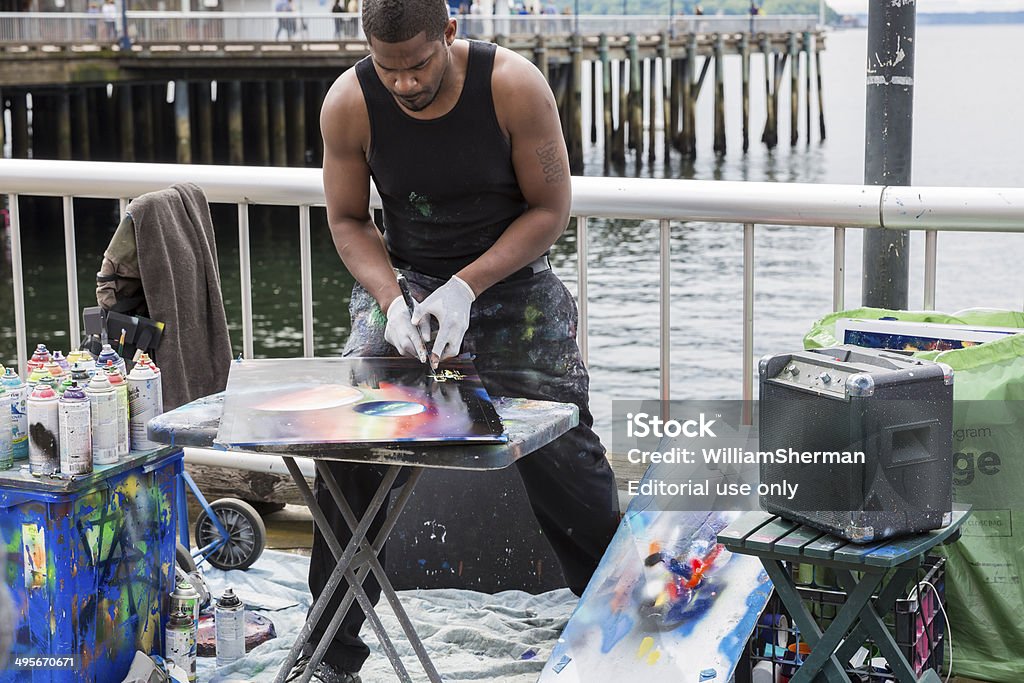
[292,2,621,680]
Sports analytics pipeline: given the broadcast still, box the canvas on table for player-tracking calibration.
[216,357,506,448]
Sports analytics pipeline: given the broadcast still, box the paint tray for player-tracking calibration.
[216,357,507,448]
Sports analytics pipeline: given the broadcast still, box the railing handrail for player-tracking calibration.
[3,158,1022,401]
[1,159,1022,232]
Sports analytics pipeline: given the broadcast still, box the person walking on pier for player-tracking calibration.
[101,0,118,42]
[275,0,296,40]
[332,0,344,38]
[294,0,621,681]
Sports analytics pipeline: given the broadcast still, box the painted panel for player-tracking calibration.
[217,357,506,447]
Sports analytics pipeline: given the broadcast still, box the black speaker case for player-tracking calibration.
[758,345,954,543]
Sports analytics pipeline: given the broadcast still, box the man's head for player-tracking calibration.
[363,0,457,113]
[362,0,450,45]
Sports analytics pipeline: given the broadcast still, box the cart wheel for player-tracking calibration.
[176,542,197,574]
[194,498,266,571]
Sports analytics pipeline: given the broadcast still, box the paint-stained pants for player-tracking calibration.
[306,269,621,673]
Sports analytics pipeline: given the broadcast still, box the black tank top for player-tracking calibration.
[356,41,528,279]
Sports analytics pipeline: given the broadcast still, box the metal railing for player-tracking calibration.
[0,12,818,47]
[3,159,1023,405]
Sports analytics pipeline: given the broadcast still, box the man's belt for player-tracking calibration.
[390,255,551,283]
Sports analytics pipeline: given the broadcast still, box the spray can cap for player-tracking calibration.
[1,367,19,385]
[217,588,242,608]
[30,384,57,400]
[31,344,51,363]
[174,577,197,595]
[61,383,87,401]
[168,609,192,627]
[87,373,112,391]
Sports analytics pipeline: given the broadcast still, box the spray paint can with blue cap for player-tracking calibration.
[59,383,92,476]
[1,368,29,461]
[96,343,127,377]
[85,373,119,465]
[26,383,60,476]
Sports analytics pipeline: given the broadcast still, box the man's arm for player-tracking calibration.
[454,48,571,297]
[320,71,402,312]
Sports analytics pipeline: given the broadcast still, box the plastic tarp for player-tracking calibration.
[806,307,1024,682]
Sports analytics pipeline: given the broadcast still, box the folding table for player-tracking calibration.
[717,508,969,683]
[149,390,579,683]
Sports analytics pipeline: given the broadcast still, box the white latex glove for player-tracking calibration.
[384,295,429,363]
[412,275,476,368]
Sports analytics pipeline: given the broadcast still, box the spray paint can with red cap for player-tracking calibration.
[26,383,60,476]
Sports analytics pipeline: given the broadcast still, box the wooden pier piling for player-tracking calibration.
[174,80,191,164]
[228,80,244,165]
[714,33,726,155]
[789,32,798,146]
[270,80,286,167]
[741,33,750,153]
[196,82,213,165]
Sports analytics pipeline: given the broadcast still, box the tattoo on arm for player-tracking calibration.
[535,141,566,184]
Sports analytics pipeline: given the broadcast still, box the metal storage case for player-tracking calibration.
[0,447,182,682]
[758,345,954,542]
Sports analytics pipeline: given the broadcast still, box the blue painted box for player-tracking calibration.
[0,448,182,682]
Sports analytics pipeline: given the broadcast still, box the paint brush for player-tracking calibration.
[118,328,126,358]
[397,275,428,366]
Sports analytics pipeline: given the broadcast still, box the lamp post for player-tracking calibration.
[669,0,674,38]
[574,0,578,35]
[119,0,130,51]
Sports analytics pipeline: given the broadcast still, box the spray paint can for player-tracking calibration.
[215,588,246,665]
[105,366,131,458]
[127,362,160,452]
[58,383,92,476]
[43,361,66,387]
[84,373,119,466]
[164,609,197,683]
[28,343,51,372]
[52,350,70,374]
[0,386,11,471]
[96,343,127,378]
[27,367,50,391]
[169,578,200,628]
[70,360,93,385]
[2,368,29,461]
[66,350,94,366]
[26,384,60,476]
[138,353,164,415]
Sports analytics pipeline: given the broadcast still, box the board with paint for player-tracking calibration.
[216,357,506,447]
[539,481,772,681]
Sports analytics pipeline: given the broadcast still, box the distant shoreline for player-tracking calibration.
[843,11,1024,26]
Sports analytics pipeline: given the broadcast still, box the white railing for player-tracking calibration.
[3,159,1022,404]
[0,12,818,47]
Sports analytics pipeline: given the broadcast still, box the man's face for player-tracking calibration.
[369,24,455,114]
